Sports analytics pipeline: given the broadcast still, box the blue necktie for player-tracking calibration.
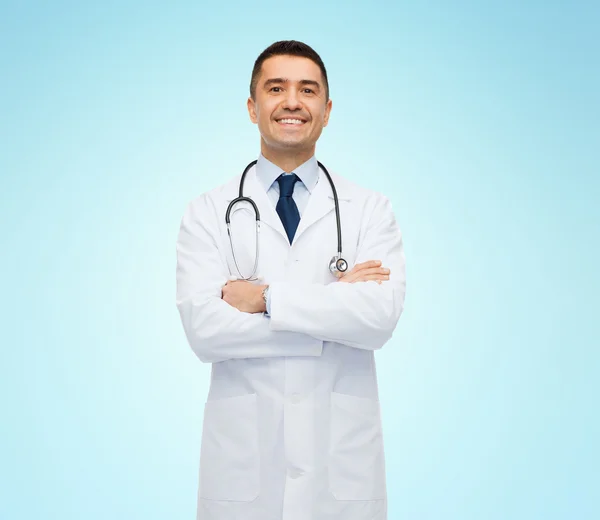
[276,173,300,243]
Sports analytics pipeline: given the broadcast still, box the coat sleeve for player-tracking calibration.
[175,194,323,363]
[268,194,406,351]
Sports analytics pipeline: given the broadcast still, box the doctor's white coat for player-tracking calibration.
[176,163,406,520]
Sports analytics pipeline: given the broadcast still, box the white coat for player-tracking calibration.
[176,162,406,520]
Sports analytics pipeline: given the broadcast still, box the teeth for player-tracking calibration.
[278,119,304,124]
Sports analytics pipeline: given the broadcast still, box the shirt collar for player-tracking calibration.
[255,153,320,194]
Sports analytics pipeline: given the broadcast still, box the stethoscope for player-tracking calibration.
[225,160,348,281]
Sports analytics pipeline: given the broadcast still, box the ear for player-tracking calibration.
[247,97,258,124]
[323,98,333,127]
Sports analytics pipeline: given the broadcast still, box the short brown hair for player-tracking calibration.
[250,40,330,101]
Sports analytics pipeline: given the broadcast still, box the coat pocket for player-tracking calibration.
[199,393,260,502]
[328,391,386,501]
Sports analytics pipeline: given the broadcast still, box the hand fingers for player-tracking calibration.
[339,267,390,283]
[338,260,383,279]
[352,260,382,271]
[358,267,390,277]
[352,273,390,283]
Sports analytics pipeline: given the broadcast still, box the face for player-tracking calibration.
[247,55,332,155]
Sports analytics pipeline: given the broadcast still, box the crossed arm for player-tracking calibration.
[176,193,406,363]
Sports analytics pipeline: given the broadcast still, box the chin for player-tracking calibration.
[277,139,310,149]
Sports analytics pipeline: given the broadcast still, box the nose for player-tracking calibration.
[282,89,303,111]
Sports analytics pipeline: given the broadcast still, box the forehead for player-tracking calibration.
[259,55,323,83]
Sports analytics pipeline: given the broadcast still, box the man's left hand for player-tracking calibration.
[222,280,267,313]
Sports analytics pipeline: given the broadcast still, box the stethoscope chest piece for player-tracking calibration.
[329,255,348,275]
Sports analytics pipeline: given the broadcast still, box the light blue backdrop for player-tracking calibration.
[1,1,598,519]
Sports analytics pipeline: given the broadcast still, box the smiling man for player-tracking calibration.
[176,40,406,520]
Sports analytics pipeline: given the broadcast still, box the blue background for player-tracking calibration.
[1,1,598,519]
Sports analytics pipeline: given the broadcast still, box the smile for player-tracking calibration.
[276,118,306,125]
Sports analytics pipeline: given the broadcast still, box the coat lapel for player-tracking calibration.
[224,166,289,243]
[292,169,352,245]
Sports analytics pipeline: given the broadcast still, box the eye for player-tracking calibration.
[303,88,314,94]
[270,86,283,92]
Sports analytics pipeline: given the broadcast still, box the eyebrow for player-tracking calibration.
[263,78,321,90]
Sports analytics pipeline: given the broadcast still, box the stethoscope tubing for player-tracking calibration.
[225,160,344,280]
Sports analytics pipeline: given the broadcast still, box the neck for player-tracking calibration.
[261,142,315,173]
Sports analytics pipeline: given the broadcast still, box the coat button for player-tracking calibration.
[288,467,304,479]
[289,393,302,404]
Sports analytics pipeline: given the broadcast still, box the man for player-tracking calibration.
[176,40,406,520]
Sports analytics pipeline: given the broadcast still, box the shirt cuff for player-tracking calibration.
[265,286,272,316]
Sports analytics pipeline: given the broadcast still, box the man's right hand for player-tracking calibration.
[336,260,390,284]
